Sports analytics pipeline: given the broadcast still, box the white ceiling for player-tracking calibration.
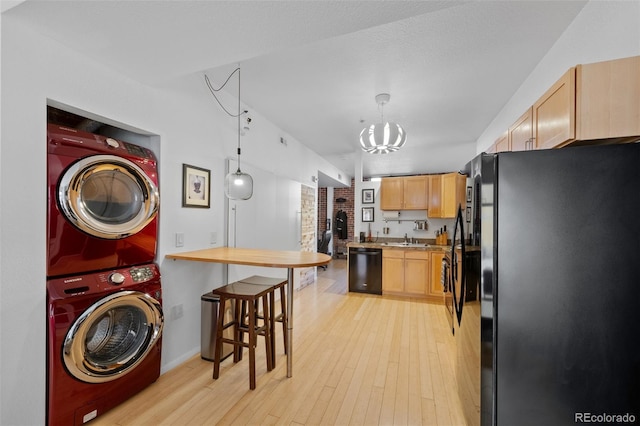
[5,0,587,186]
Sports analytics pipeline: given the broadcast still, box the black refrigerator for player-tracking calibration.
[457,143,640,426]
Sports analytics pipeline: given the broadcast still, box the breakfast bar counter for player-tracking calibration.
[166,247,331,378]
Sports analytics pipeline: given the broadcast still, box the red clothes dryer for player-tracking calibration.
[47,263,163,426]
[47,124,159,278]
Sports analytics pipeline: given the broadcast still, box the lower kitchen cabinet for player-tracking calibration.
[404,251,430,296]
[429,251,446,302]
[382,249,431,298]
[382,250,405,293]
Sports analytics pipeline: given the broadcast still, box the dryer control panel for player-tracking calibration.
[130,266,156,282]
[47,263,161,299]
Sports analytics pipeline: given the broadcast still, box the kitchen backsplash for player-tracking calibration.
[360,215,456,243]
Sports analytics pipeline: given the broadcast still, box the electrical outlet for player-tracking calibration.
[175,232,184,247]
[210,231,217,245]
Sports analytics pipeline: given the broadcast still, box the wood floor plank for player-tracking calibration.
[91,259,467,426]
[408,301,426,425]
[348,298,390,425]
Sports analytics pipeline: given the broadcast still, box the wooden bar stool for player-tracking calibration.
[238,276,288,365]
[211,281,274,390]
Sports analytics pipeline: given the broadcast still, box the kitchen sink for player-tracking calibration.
[381,242,431,248]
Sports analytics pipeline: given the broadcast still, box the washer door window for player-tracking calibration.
[58,155,159,239]
[63,291,163,383]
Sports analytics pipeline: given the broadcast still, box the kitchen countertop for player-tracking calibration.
[347,241,451,251]
[347,241,481,252]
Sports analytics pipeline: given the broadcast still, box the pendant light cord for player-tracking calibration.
[204,67,244,172]
[378,100,386,123]
[236,67,242,173]
[204,68,243,118]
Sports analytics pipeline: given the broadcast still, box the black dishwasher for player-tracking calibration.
[348,247,382,295]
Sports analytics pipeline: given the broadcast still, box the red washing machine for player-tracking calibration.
[47,263,163,426]
[47,124,160,278]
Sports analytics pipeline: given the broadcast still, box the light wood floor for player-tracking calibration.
[94,259,466,425]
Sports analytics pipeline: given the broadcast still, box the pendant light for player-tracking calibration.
[224,67,253,200]
[359,93,407,154]
[206,67,253,200]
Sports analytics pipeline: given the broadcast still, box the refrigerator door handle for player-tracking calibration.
[452,204,466,326]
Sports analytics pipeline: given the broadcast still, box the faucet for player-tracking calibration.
[404,233,409,243]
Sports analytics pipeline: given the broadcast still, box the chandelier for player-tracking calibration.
[359,93,407,154]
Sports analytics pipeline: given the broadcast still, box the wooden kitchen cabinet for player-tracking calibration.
[379,177,404,210]
[404,251,430,296]
[493,131,510,153]
[382,250,405,294]
[534,55,640,150]
[498,56,640,153]
[380,176,428,210]
[429,173,466,218]
[509,107,534,152]
[429,251,446,303]
[533,68,575,150]
[403,176,428,209]
[428,174,442,217]
[382,249,430,297]
[575,55,640,142]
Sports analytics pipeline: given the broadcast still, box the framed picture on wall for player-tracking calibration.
[182,164,211,208]
[362,207,374,222]
[362,188,374,204]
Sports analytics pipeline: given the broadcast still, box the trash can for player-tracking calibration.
[201,292,234,361]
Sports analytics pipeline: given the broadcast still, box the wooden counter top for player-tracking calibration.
[166,247,332,268]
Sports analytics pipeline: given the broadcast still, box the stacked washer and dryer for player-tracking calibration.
[46,124,163,425]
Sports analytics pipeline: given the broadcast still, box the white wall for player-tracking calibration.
[476,1,640,152]
[226,160,302,283]
[0,16,349,426]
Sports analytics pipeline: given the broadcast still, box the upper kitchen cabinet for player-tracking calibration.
[509,107,535,152]
[575,56,640,142]
[379,177,404,210]
[535,55,640,150]
[403,176,429,209]
[428,173,466,218]
[533,67,576,150]
[428,175,442,217]
[380,176,428,210]
[493,131,510,153]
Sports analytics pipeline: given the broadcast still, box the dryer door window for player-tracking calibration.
[63,290,163,383]
[58,155,159,239]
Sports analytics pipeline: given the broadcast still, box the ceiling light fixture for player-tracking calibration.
[359,93,407,154]
[206,67,253,200]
